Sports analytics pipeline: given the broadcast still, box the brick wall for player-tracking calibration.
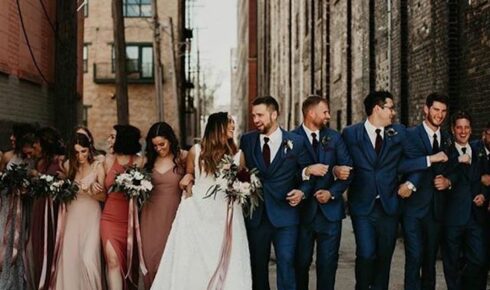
[238,1,490,133]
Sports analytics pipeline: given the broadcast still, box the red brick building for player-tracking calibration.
[0,0,83,149]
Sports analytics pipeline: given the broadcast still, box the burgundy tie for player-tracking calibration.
[263,137,271,167]
[375,129,383,155]
[311,132,319,153]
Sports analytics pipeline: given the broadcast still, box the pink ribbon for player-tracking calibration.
[48,203,67,290]
[125,197,148,283]
[38,199,49,289]
[207,200,234,290]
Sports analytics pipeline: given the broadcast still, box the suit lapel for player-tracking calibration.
[358,125,376,165]
[417,124,432,154]
[298,126,317,161]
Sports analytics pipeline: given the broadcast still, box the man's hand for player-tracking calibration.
[473,194,486,207]
[306,164,329,177]
[397,182,413,198]
[458,154,471,164]
[314,190,332,204]
[286,189,304,207]
[333,165,352,180]
[481,174,490,187]
[429,151,448,164]
[434,175,451,190]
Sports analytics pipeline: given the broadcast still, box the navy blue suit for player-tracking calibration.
[442,142,489,290]
[400,125,452,290]
[292,126,353,290]
[342,122,426,290]
[240,129,313,290]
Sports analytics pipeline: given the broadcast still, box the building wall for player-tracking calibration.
[238,1,490,134]
[83,0,184,150]
[0,0,57,149]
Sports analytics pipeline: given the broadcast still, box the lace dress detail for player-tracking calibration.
[150,144,252,290]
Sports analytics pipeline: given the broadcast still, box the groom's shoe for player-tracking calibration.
[355,257,375,290]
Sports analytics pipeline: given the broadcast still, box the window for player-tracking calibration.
[83,44,88,73]
[123,0,152,17]
[112,44,154,79]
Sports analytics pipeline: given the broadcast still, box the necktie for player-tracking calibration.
[263,137,271,167]
[375,129,383,155]
[311,132,319,153]
[432,133,439,153]
[461,147,467,155]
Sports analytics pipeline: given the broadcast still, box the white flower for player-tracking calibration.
[141,179,153,191]
[287,140,294,150]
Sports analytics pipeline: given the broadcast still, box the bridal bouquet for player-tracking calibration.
[0,163,32,198]
[204,155,263,216]
[29,174,56,199]
[29,174,79,203]
[110,166,153,207]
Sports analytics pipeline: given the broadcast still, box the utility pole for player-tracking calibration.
[112,0,129,125]
[152,0,164,121]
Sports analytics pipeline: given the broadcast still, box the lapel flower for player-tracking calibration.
[321,135,332,150]
[283,139,294,154]
[477,147,486,159]
[442,136,452,149]
[385,127,398,137]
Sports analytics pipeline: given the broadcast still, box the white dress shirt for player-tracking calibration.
[422,121,441,167]
[455,142,472,163]
[302,124,320,146]
[260,127,282,163]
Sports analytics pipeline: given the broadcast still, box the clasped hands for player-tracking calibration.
[179,173,194,198]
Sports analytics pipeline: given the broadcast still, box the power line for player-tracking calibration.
[16,0,50,84]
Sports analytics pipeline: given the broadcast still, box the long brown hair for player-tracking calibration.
[67,133,94,180]
[200,112,237,175]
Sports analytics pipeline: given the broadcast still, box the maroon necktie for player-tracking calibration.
[375,129,383,155]
[263,137,271,167]
[311,132,319,153]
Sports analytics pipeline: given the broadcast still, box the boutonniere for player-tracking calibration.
[442,137,453,149]
[385,127,398,137]
[477,147,486,159]
[321,135,332,150]
[283,139,294,154]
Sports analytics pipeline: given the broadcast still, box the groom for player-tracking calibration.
[240,96,313,290]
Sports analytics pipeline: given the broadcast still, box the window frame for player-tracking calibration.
[111,43,154,79]
[123,0,152,18]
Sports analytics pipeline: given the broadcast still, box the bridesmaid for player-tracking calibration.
[140,122,187,289]
[100,125,144,290]
[53,133,104,289]
[75,126,106,162]
[0,123,36,171]
[26,127,65,289]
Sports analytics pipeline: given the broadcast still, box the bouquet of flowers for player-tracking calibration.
[110,166,153,208]
[0,163,31,198]
[204,155,263,217]
[29,174,56,199]
[50,178,79,204]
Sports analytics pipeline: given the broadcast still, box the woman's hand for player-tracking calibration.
[90,182,104,195]
[179,173,194,190]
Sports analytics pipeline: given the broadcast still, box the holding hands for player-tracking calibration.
[286,189,304,207]
[179,173,194,198]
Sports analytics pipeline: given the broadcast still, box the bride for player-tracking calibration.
[150,112,252,290]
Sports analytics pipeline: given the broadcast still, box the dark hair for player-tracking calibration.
[302,95,328,116]
[145,122,181,172]
[112,125,142,155]
[425,93,448,108]
[363,91,393,116]
[67,133,94,180]
[73,126,99,156]
[35,127,65,169]
[252,96,280,114]
[200,112,237,175]
[11,123,36,153]
[451,110,472,127]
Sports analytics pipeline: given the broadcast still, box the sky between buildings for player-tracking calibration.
[193,0,237,110]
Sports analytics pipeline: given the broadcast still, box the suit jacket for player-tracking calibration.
[444,142,489,226]
[291,126,353,223]
[342,122,427,217]
[240,129,314,228]
[401,124,453,220]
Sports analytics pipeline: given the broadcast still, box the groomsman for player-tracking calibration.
[292,96,353,290]
[399,93,451,290]
[240,96,313,290]
[342,91,427,290]
[442,111,488,290]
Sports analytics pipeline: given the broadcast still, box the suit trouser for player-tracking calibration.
[247,215,298,290]
[401,212,442,290]
[351,200,398,290]
[442,217,487,290]
[296,211,342,290]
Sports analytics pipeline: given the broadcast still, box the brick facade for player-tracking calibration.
[236,1,490,133]
[83,0,185,150]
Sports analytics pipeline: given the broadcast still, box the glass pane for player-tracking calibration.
[126,46,139,72]
[140,0,151,4]
[83,46,88,59]
[141,46,153,78]
[126,4,140,16]
[141,4,152,16]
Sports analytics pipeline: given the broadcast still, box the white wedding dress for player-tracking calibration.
[150,145,252,290]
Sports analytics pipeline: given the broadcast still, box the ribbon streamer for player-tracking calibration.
[48,203,67,290]
[125,198,148,283]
